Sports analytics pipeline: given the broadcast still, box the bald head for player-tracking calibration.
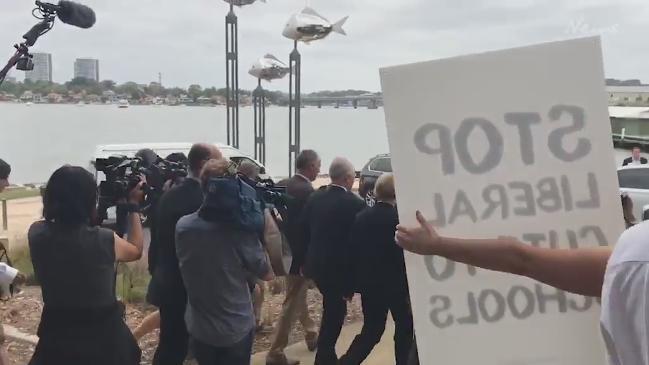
[329,157,356,190]
[188,143,222,176]
[237,161,260,180]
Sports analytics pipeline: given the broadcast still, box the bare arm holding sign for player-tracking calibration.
[396,211,611,297]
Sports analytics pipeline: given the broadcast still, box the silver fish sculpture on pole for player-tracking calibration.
[223,0,266,6]
[249,54,290,82]
[282,7,348,43]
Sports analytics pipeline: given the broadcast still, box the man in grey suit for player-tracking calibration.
[267,150,321,365]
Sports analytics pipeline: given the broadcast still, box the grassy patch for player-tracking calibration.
[116,263,150,303]
[7,244,151,303]
[9,245,36,285]
[0,188,41,201]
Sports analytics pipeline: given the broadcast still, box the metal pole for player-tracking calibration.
[288,41,301,177]
[1,200,7,231]
[261,84,266,164]
[253,78,267,165]
[225,3,240,148]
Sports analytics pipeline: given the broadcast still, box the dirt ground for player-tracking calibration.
[2,283,363,365]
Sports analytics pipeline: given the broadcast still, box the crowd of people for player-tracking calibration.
[0,145,415,365]
[1,144,648,365]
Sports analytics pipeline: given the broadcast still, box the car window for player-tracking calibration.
[618,168,649,189]
[369,157,392,173]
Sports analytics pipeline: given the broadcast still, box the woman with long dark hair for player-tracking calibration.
[28,166,144,365]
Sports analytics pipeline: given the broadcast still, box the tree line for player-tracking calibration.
[0,77,376,104]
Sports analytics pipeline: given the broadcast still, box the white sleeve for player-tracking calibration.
[0,263,18,287]
[601,262,649,365]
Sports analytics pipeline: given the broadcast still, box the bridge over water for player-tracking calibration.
[279,94,384,109]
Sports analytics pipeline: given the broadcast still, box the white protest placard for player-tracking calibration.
[380,37,623,364]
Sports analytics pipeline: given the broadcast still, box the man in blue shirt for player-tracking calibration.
[175,158,274,365]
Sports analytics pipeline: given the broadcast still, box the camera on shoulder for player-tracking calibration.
[94,154,188,229]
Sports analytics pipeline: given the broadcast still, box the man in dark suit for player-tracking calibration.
[267,150,321,365]
[149,143,222,365]
[340,174,413,365]
[622,146,648,166]
[302,157,366,365]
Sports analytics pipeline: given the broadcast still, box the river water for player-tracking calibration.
[0,103,637,184]
[0,103,389,184]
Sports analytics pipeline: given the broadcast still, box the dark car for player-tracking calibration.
[358,154,392,206]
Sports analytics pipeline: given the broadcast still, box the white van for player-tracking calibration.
[91,142,271,222]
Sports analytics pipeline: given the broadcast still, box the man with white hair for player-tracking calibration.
[301,157,366,365]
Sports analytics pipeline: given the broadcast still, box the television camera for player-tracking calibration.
[94,155,188,232]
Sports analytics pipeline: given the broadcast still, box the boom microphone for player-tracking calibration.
[56,1,96,29]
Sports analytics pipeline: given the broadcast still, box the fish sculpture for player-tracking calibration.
[249,54,290,81]
[282,7,348,43]
[223,0,266,7]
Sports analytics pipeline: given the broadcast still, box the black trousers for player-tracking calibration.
[192,331,254,365]
[340,291,414,365]
[408,337,419,365]
[315,284,348,365]
[153,297,189,365]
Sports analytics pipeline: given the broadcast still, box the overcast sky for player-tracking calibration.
[1,0,647,92]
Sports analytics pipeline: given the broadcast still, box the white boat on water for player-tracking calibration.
[117,99,129,108]
[25,102,33,107]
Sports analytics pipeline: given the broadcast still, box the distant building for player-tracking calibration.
[25,53,53,82]
[103,90,117,104]
[178,94,193,104]
[0,92,15,102]
[47,93,62,103]
[609,106,649,139]
[197,96,212,104]
[20,91,33,101]
[74,58,100,81]
[165,95,178,105]
[4,76,17,84]
[608,86,649,106]
[20,91,44,103]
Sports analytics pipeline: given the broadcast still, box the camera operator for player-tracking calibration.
[176,158,274,365]
[149,143,221,365]
[135,148,158,168]
[28,165,144,365]
[236,162,266,330]
[134,152,188,343]
[145,151,189,277]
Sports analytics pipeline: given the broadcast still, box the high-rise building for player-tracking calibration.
[74,58,100,81]
[24,53,53,82]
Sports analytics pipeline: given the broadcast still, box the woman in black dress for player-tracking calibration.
[28,166,145,365]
